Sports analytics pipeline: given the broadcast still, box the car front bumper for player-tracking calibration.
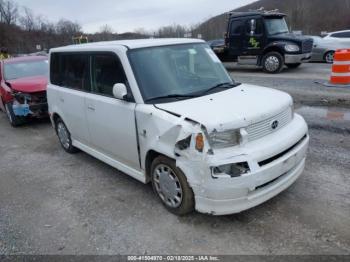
[184,114,309,215]
[285,53,311,64]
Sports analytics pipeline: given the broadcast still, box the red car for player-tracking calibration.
[0,56,48,126]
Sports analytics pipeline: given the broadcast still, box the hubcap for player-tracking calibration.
[57,122,70,149]
[153,164,183,208]
[265,56,280,72]
[326,52,334,63]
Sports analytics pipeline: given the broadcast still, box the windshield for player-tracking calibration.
[4,59,48,80]
[265,17,289,35]
[128,43,234,103]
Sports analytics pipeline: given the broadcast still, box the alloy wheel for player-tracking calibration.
[265,56,280,72]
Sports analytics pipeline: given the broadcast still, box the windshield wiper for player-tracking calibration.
[145,94,197,103]
[199,82,241,96]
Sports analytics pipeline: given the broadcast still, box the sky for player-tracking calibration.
[15,0,257,33]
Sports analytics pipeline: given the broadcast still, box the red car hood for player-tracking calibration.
[6,75,48,93]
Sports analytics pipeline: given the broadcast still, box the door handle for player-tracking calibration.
[87,105,95,111]
[59,98,64,103]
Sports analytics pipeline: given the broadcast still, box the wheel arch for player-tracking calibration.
[145,150,169,183]
[260,46,285,65]
[51,112,63,132]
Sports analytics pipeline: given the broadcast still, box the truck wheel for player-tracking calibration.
[55,118,79,153]
[286,63,301,69]
[324,51,334,64]
[262,52,284,73]
[151,156,194,216]
[5,102,24,127]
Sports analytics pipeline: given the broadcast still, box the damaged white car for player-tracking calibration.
[48,39,309,215]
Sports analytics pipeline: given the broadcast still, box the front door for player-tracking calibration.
[85,52,140,170]
[242,17,265,56]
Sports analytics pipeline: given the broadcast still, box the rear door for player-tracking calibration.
[227,18,244,56]
[50,53,91,144]
[85,52,140,170]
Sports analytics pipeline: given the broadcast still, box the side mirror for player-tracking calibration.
[113,83,128,100]
[250,19,256,35]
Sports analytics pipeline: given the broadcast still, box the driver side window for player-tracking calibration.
[91,54,127,97]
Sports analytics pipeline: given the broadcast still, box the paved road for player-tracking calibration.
[226,63,350,108]
[0,103,349,255]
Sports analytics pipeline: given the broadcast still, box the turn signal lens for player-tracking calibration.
[195,133,204,152]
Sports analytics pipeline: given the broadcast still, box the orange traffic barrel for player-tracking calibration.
[331,49,350,85]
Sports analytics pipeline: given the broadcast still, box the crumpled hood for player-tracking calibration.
[6,75,48,93]
[155,84,293,132]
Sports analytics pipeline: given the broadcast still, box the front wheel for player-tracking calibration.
[262,52,284,74]
[151,156,194,216]
[324,51,334,64]
[5,103,24,127]
[286,63,301,69]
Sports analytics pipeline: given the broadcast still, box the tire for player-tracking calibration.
[324,51,334,64]
[286,63,301,69]
[151,156,194,216]
[55,118,79,154]
[4,102,25,127]
[262,52,284,73]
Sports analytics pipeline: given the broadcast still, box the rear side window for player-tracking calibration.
[230,20,243,35]
[331,32,350,38]
[91,54,127,97]
[50,53,90,91]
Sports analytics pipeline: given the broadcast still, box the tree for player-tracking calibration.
[19,7,35,31]
[0,0,18,25]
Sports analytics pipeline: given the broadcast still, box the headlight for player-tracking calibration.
[208,129,241,149]
[284,44,300,52]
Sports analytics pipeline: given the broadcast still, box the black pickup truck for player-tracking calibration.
[219,11,314,73]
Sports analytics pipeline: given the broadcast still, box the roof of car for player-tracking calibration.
[328,30,350,34]
[228,11,286,18]
[51,38,205,52]
[3,55,47,64]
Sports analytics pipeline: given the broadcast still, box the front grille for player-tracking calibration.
[302,39,313,53]
[30,91,47,104]
[246,107,292,142]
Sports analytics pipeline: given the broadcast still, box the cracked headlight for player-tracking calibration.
[208,129,241,149]
[284,44,300,52]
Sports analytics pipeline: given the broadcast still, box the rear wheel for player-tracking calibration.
[5,102,24,127]
[286,63,301,69]
[55,118,79,153]
[262,52,284,73]
[151,156,194,216]
[324,51,334,64]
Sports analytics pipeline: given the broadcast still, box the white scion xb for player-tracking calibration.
[48,38,309,215]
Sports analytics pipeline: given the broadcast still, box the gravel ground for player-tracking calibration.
[0,63,349,255]
[0,106,349,255]
[227,63,350,108]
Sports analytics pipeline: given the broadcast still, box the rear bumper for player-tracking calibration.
[285,53,311,64]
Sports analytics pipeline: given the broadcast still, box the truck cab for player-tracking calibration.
[222,11,313,73]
